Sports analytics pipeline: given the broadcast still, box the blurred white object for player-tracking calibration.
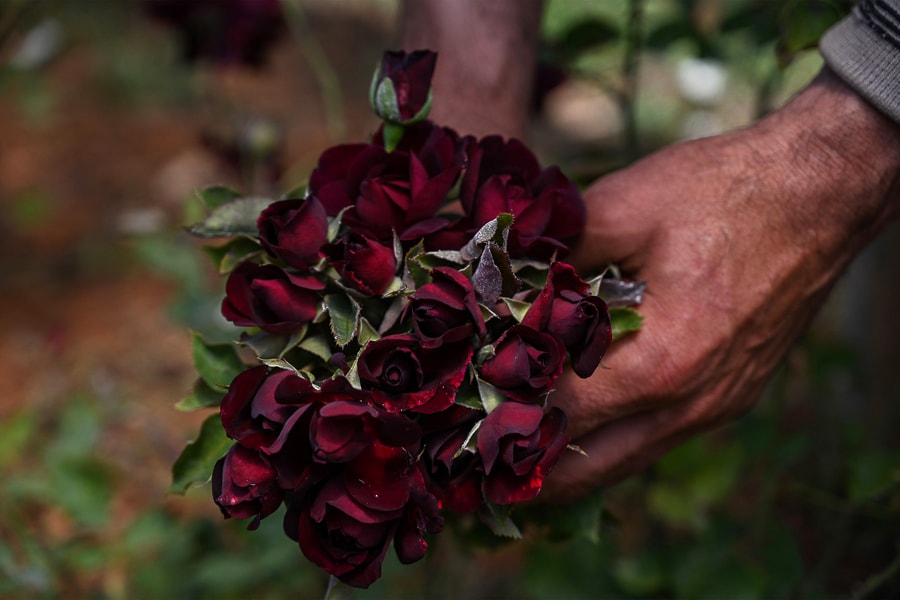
[9,19,63,70]
[675,57,727,106]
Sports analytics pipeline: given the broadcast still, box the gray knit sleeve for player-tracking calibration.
[820,0,900,122]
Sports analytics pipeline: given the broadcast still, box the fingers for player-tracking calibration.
[541,403,698,503]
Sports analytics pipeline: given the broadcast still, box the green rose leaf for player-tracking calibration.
[325,293,360,347]
[191,331,245,390]
[480,502,523,539]
[170,414,233,494]
[195,185,242,210]
[203,237,263,274]
[298,333,335,363]
[476,377,506,414]
[502,298,531,323]
[610,306,644,340]
[187,196,274,238]
[175,378,226,412]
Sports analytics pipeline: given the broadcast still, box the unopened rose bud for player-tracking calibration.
[369,49,436,126]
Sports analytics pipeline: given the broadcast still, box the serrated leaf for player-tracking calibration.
[239,327,305,360]
[191,331,245,390]
[358,318,380,345]
[170,414,233,494]
[325,293,360,347]
[175,378,226,411]
[461,213,513,260]
[378,296,407,335]
[452,420,483,459]
[298,334,334,363]
[187,196,274,238]
[196,185,242,210]
[600,278,646,307]
[202,238,263,274]
[259,357,299,373]
[326,206,350,243]
[473,244,503,306]
[423,250,465,264]
[516,265,549,290]
[502,298,531,323]
[480,503,522,539]
[610,307,644,340]
[403,239,429,288]
[454,377,484,411]
[476,378,506,414]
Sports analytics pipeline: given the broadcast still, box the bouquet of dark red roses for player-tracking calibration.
[173,50,642,589]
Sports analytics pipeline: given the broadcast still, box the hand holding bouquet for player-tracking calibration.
[175,49,642,589]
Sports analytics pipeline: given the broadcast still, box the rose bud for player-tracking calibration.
[357,334,472,414]
[478,324,566,403]
[369,49,437,125]
[212,444,284,530]
[286,443,442,588]
[461,136,586,259]
[257,197,328,269]
[322,232,397,296]
[407,266,486,347]
[477,403,569,505]
[221,261,324,334]
[523,262,612,378]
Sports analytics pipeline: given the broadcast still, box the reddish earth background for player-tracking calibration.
[0,1,397,525]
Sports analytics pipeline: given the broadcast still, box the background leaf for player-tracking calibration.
[170,414,232,494]
[191,331,246,390]
[187,197,274,238]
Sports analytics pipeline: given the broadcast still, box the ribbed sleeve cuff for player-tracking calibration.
[821,13,900,124]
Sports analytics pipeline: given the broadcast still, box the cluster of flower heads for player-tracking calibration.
[201,50,613,588]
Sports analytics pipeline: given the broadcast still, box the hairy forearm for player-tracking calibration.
[398,0,543,139]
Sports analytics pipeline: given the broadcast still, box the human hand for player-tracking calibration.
[543,69,900,502]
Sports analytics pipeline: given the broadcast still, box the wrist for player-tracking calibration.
[753,68,900,231]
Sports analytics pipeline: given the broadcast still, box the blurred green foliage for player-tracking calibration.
[1,0,898,599]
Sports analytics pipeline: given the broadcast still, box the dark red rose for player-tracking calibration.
[357,334,472,413]
[257,197,328,269]
[307,122,464,242]
[370,50,437,124]
[221,366,314,452]
[285,442,442,588]
[477,403,569,504]
[309,400,421,464]
[478,324,566,403]
[212,443,284,530]
[461,136,586,259]
[407,266,486,348]
[221,261,324,334]
[321,232,397,296]
[143,0,284,68]
[420,405,484,513]
[523,262,612,378]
